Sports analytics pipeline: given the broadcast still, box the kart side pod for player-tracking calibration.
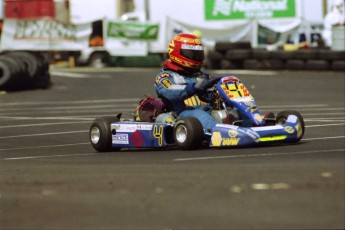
[90,116,205,152]
[209,113,304,147]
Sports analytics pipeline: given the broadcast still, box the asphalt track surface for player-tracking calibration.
[0,67,344,230]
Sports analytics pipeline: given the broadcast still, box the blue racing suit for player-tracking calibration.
[154,68,218,133]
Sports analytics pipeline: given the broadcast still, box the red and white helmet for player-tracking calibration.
[168,33,205,70]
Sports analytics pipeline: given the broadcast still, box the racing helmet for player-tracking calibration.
[168,33,205,70]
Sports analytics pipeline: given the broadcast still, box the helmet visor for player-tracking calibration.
[180,44,204,62]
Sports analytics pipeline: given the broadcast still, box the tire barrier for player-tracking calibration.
[0,51,51,91]
[206,42,345,71]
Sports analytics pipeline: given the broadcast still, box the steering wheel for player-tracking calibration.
[197,86,219,103]
[196,76,223,103]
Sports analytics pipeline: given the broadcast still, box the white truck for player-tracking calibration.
[76,0,326,66]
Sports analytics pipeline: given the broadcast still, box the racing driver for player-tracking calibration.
[154,33,221,133]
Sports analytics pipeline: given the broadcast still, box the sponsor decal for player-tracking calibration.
[160,79,173,89]
[251,125,283,131]
[107,21,159,40]
[173,35,202,45]
[13,20,77,41]
[170,55,196,68]
[136,124,153,130]
[130,130,144,147]
[1,19,89,50]
[181,44,204,50]
[254,113,263,122]
[216,124,238,129]
[184,95,206,107]
[221,76,239,83]
[284,126,295,134]
[228,129,238,138]
[211,132,222,146]
[287,115,298,123]
[222,137,240,146]
[244,101,255,107]
[211,131,240,146]
[205,0,296,20]
[113,124,153,133]
[155,73,170,85]
[112,134,129,144]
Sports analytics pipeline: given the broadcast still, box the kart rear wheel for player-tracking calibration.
[173,117,204,150]
[90,116,121,152]
[276,110,305,142]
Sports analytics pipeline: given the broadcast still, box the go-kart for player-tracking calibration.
[89,75,305,152]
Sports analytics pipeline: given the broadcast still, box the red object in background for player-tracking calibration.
[5,0,55,19]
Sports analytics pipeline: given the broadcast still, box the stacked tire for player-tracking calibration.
[205,41,252,69]
[205,41,345,71]
[0,51,51,91]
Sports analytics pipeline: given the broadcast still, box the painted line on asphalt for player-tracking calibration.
[0,143,89,151]
[305,119,345,122]
[302,136,345,141]
[0,103,136,113]
[4,153,97,161]
[51,71,110,79]
[303,112,345,116]
[305,123,345,128]
[260,104,328,109]
[173,149,345,162]
[0,130,87,139]
[0,98,141,106]
[0,121,91,129]
[213,69,278,76]
[0,116,94,121]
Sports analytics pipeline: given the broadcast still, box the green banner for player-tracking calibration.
[107,21,159,40]
[205,0,296,20]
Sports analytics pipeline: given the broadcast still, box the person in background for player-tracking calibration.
[322,0,345,47]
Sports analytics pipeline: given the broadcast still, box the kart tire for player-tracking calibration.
[252,48,271,59]
[276,110,305,142]
[243,59,265,70]
[207,50,224,61]
[306,60,330,71]
[0,59,14,90]
[215,41,251,53]
[225,49,252,60]
[318,50,345,60]
[286,60,305,70]
[173,117,204,150]
[90,116,121,152]
[89,52,110,68]
[331,60,345,71]
[294,50,319,60]
[6,51,40,79]
[220,59,238,69]
[270,50,296,60]
[264,59,285,70]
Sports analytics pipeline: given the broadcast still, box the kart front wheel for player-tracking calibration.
[276,110,305,142]
[173,117,204,150]
[90,116,121,152]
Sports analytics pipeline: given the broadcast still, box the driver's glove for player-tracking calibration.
[194,77,210,92]
[208,76,223,85]
[195,76,223,92]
